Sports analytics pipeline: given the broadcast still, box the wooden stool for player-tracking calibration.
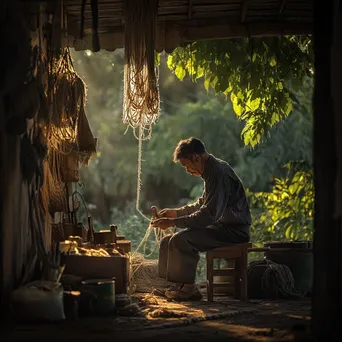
[206,243,252,301]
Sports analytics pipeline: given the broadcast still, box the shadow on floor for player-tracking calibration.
[0,296,312,342]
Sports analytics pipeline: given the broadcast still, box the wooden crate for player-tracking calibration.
[63,254,130,294]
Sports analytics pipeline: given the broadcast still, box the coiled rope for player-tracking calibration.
[248,258,305,299]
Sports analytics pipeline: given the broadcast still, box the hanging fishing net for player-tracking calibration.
[46,48,96,161]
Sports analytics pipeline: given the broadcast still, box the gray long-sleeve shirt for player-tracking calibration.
[173,155,252,229]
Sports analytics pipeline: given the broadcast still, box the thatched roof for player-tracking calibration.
[64,0,313,51]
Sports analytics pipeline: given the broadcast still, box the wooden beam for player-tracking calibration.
[65,17,312,52]
[182,19,313,42]
[188,0,193,20]
[280,0,287,17]
[240,0,249,23]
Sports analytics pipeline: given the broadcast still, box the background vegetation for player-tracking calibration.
[71,37,314,279]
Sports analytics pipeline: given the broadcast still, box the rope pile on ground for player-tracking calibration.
[248,258,305,299]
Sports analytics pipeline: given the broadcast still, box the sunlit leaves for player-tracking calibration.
[250,162,314,241]
[175,64,186,81]
[167,36,313,148]
[230,92,243,116]
[269,57,277,67]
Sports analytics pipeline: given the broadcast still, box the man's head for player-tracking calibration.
[173,138,209,177]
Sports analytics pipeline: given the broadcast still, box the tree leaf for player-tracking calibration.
[231,93,244,116]
[270,57,277,67]
[175,64,186,80]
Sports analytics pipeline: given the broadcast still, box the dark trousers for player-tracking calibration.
[158,224,250,284]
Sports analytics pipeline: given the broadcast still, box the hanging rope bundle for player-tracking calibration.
[42,48,96,214]
[47,48,87,154]
[123,0,160,140]
[121,0,165,258]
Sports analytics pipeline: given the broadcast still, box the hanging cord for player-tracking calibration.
[72,189,90,218]
[135,124,149,221]
[132,124,157,259]
[131,124,174,276]
[90,0,100,52]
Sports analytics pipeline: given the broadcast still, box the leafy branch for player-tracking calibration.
[167,36,313,147]
[250,161,314,242]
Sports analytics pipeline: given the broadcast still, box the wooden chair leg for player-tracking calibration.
[234,258,241,299]
[240,249,248,301]
[206,254,214,302]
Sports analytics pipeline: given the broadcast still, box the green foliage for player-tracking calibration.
[235,78,313,191]
[143,81,313,202]
[167,36,313,147]
[250,162,314,243]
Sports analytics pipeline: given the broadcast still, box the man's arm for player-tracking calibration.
[157,192,203,219]
[174,178,229,229]
[175,193,204,218]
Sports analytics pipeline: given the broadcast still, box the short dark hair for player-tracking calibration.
[173,137,206,163]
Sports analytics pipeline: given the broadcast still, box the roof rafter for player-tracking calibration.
[188,0,193,20]
[51,0,314,51]
[280,0,288,16]
[240,0,249,23]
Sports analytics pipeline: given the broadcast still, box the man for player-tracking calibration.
[151,137,251,301]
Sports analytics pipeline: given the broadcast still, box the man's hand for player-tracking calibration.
[157,208,177,219]
[151,218,175,230]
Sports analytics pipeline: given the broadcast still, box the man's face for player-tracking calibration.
[179,156,202,177]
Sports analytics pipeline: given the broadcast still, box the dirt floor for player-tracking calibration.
[1,294,312,342]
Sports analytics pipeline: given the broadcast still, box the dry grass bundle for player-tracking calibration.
[130,253,173,294]
[123,0,160,139]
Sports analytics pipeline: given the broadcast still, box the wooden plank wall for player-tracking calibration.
[0,1,49,314]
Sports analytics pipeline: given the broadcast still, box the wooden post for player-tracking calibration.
[240,248,248,301]
[234,258,241,299]
[330,1,342,316]
[312,0,342,339]
[206,253,214,302]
